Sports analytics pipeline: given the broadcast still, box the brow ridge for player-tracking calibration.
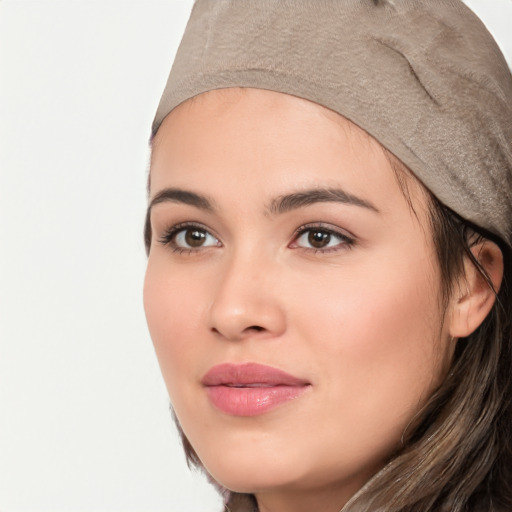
[268,188,379,215]
[148,188,215,213]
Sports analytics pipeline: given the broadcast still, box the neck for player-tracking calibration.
[253,480,361,512]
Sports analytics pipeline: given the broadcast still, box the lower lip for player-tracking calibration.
[205,385,310,416]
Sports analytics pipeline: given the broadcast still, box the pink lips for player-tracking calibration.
[201,363,311,416]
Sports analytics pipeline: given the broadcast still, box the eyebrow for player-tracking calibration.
[148,188,215,213]
[147,186,378,220]
[267,188,379,215]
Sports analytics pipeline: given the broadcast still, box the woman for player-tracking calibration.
[143,1,512,511]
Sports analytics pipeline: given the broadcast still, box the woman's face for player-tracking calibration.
[144,88,455,510]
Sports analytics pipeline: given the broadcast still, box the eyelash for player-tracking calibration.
[158,222,355,254]
[158,222,220,254]
[291,223,355,253]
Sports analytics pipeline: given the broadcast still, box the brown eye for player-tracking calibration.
[167,225,220,250]
[293,226,354,252]
[308,230,331,248]
[184,228,207,247]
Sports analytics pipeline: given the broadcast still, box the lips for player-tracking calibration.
[201,362,311,416]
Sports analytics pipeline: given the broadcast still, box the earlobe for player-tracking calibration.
[449,241,504,339]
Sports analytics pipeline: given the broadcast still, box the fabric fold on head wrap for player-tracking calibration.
[153,0,512,248]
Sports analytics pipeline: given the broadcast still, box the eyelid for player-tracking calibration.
[158,221,222,252]
[156,220,354,254]
[290,222,356,252]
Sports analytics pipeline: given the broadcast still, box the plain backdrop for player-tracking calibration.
[0,1,511,511]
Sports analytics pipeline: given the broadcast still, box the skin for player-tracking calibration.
[143,88,500,512]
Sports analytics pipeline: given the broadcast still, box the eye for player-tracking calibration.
[292,225,354,252]
[159,223,221,252]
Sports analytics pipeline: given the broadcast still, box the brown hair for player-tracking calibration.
[144,153,512,512]
[339,195,512,511]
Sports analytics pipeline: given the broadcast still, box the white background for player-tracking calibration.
[0,1,511,511]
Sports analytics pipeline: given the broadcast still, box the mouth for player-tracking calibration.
[201,362,311,416]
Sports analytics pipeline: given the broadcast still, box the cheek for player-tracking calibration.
[143,258,204,391]
[291,251,445,433]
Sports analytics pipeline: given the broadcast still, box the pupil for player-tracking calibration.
[185,229,206,247]
[308,230,330,248]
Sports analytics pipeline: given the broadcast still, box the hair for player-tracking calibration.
[336,162,512,512]
[144,136,512,512]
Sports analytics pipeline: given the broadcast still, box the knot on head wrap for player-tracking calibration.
[153,0,512,248]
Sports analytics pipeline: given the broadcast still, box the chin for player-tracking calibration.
[199,444,308,494]
[208,467,302,496]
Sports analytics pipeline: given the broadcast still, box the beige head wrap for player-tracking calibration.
[153,0,512,248]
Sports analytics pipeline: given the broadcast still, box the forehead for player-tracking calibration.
[153,87,378,153]
[150,87,428,218]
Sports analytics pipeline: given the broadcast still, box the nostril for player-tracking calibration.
[210,324,266,340]
[211,325,264,333]
[245,325,265,333]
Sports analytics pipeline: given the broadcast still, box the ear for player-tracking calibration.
[449,240,504,338]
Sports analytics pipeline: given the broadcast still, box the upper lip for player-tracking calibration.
[201,362,310,388]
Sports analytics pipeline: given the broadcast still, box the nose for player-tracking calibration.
[208,251,286,342]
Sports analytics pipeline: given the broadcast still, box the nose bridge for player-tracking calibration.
[208,244,285,341]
